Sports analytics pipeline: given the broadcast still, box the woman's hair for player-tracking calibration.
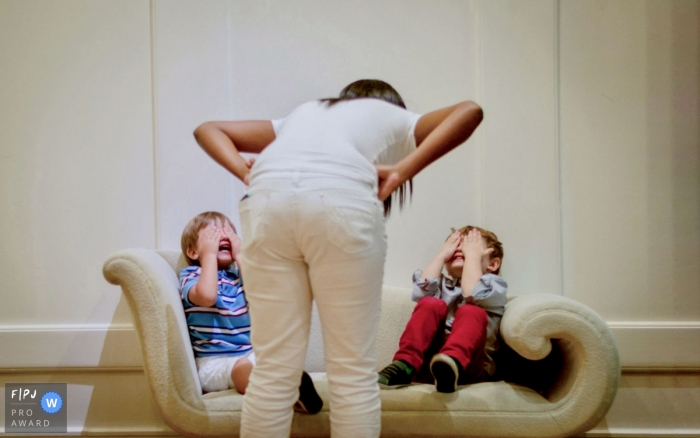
[451,225,504,275]
[320,79,406,109]
[321,79,411,215]
[181,211,236,266]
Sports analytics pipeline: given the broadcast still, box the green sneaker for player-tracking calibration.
[430,354,460,393]
[378,360,414,389]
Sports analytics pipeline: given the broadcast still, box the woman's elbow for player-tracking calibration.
[453,102,483,137]
[193,122,213,143]
[462,101,483,123]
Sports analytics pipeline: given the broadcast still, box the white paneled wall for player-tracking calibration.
[153,0,246,246]
[0,0,699,436]
[0,0,152,369]
[480,0,561,296]
[0,0,155,324]
[560,0,700,368]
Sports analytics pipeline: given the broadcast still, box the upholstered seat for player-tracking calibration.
[103,248,619,437]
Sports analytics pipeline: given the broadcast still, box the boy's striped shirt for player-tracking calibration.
[179,266,252,357]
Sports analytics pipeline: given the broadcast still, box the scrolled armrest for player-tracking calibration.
[500,293,620,435]
[103,249,204,425]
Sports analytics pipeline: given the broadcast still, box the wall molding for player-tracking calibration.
[473,0,485,226]
[608,321,700,328]
[0,366,142,375]
[553,0,564,297]
[2,321,699,370]
[609,322,700,369]
[0,324,142,369]
[149,0,160,250]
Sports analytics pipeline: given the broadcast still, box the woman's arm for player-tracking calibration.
[193,120,276,184]
[376,101,483,200]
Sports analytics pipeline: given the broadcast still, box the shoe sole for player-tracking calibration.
[296,372,323,414]
[431,356,458,394]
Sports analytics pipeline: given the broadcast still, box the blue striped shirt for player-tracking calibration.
[179,266,252,358]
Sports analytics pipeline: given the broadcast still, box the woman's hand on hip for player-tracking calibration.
[375,164,404,201]
[242,157,255,186]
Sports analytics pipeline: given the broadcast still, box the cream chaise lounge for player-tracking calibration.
[103,248,620,438]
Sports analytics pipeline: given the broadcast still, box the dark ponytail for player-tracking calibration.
[320,79,412,215]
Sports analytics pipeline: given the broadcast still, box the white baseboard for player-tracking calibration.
[0,426,178,436]
[583,428,700,437]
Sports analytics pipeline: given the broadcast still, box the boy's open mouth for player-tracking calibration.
[219,241,232,252]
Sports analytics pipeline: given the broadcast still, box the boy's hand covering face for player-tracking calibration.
[440,231,462,262]
[462,228,494,262]
[222,224,242,260]
[197,224,223,257]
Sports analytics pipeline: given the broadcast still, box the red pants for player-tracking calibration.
[393,297,488,384]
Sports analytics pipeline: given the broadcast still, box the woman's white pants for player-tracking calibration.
[238,174,386,438]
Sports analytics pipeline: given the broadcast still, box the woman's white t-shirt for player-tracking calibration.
[250,98,421,184]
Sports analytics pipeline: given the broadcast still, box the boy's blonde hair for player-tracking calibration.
[452,225,504,275]
[181,211,236,266]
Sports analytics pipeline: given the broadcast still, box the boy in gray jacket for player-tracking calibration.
[378,226,507,393]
